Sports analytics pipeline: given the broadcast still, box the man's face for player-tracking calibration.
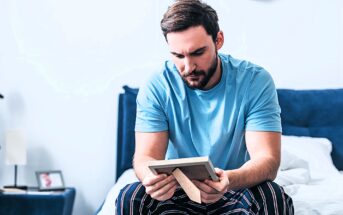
[166,26,220,90]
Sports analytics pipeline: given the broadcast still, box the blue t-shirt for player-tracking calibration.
[135,54,281,170]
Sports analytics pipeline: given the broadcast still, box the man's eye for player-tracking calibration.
[192,52,203,56]
[175,54,184,59]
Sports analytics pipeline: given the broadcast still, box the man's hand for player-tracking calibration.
[142,172,178,201]
[192,168,229,203]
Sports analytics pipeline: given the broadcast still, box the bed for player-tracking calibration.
[97,87,343,214]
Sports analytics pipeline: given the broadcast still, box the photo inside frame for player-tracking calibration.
[36,171,65,190]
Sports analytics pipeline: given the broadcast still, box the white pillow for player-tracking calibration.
[276,149,311,186]
[281,135,339,180]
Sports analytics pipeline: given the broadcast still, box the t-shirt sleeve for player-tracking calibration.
[245,67,282,132]
[135,77,169,132]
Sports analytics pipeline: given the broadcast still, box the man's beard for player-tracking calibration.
[181,54,218,90]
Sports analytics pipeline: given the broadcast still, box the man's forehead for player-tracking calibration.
[166,26,212,54]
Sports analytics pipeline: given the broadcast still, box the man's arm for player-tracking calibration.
[133,131,178,201]
[193,131,280,203]
[225,131,281,190]
[133,131,169,180]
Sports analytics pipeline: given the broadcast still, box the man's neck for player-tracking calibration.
[203,56,222,90]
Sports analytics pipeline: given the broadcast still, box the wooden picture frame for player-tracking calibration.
[148,156,219,181]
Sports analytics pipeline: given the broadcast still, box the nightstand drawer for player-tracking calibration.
[0,188,75,215]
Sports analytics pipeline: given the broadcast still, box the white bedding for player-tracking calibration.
[98,136,343,214]
[98,169,138,215]
[283,175,343,215]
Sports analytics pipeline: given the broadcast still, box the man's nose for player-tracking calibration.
[184,57,196,75]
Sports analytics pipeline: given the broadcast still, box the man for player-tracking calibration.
[116,0,294,214]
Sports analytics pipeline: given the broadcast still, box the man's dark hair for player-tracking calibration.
[161,0,220,42]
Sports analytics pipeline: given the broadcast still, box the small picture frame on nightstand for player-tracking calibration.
[35,170,65,191]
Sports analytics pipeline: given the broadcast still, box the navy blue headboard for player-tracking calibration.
[116,86,139,181]
[277,89,343,170]
[115,86,343,180]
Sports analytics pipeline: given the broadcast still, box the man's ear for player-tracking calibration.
[215,31,224,50]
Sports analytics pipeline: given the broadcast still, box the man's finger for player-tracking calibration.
[151,180,177,200]
[205,168,229,192]
[146,175,175,194]
[142,174,167,186]
[204,179,228,193]
[159,184,177,201]
[192,180,219,194]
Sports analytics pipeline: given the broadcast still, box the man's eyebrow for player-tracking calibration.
[170,51,182,56]
[190,47,207,54]
[170,46,207,56]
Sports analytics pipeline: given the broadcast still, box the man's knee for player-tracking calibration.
[250,181,294,215]
[116,182,148,215]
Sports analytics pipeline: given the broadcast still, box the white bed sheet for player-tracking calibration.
[283,175,343,215]
[276,136,343,214]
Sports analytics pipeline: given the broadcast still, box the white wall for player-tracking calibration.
[0,0,342,214]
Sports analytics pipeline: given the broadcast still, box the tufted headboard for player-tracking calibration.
[115,86,343,180]
[116,86,139,180]
[277,89,343,170]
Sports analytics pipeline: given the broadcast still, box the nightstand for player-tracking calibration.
[0,187,76,215]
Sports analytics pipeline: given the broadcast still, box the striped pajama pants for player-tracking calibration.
[116,181,294,215]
